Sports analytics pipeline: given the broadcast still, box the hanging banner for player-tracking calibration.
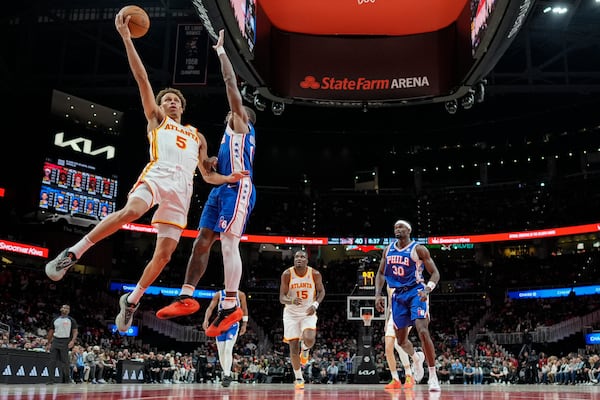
[173,24,209,85]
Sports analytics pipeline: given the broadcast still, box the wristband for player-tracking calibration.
[426,281,437,291]
[242,316,248,322]
[216,47,225,56]
[312,301,319,309]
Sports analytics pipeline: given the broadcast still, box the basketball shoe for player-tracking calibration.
[428,377,441,392]
[115,293,139,333]
[403,375,415,389]
[205,306,242,337]
[412,351,425,383]
[222,375,233,387]
[299,341,310,366]
[384,379,402,389]
[45,249,77,281]
[294,379,305,390]
[156,295,200,319]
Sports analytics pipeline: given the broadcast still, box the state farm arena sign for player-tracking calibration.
[269,26,456,101]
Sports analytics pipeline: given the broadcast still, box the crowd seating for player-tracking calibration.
[1,247,599,386]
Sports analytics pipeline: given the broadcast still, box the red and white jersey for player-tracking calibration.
[284,266,317,317]
[147,116,201,176]
[130,116,202,229]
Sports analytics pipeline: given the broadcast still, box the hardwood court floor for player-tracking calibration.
[0,383,598,400]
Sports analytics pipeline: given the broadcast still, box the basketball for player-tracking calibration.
[120,5,150,38]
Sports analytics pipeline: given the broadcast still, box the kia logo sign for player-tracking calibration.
[54,132,116,160]
[358,369,376,375]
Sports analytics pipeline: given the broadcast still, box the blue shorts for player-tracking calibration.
[390,283,429,329]
[199,182,256,237]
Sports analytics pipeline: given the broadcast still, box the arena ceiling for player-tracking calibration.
[2,0,599,140]
[1,0,599,209]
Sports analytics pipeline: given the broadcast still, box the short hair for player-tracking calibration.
[155,87,187,111]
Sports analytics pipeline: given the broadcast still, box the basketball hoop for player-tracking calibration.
[361,312,373,327]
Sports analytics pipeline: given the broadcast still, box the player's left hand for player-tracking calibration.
[227,170,250,182]
[213,29,225,50]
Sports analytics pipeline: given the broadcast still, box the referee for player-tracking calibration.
[46,304,78,384]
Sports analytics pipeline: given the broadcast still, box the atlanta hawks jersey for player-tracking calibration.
[284,266,317,317]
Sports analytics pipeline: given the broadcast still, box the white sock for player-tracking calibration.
[428,366,438,380]
[69,236,94,259]
[127,284,147,305]
[180,284,195,297]
[221,297,236,309]
[390,370,399,381]
[294,369,303,380]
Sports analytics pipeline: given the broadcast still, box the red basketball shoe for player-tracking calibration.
[156,295,200,319]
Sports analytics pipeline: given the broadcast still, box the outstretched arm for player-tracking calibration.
[195,133,248,185]
[213,29,249,134]
[114,10,162,127]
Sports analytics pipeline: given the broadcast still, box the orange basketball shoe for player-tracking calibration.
[205,306,243,337]
[384,379,402,389]
[156,295,200,319]
[403,375,415,389]
[299,349,310,366]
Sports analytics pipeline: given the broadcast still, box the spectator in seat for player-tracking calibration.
[326,359,339,384]
[473,361,484,385]
[463,361,474,384]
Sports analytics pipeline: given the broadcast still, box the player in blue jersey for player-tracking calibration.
[203,289,248,387]
[156,29,256,338]
[375,219,441,392]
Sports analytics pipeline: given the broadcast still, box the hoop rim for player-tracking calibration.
[361,313,373,326]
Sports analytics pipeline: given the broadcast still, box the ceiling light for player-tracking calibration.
[461,91,475,110]
[444,100,458,115]
[253,95,266,112]
[475,81,486,103]
[241,84,255,103]
[271,101,285,116]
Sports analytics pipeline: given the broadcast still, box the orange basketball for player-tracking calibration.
[120,5,150,38]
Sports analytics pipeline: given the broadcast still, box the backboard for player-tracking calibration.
[346,295,386,321]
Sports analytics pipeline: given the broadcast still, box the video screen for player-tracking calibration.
[227,0,256,53]
[39,158,118,220]
[471,0,498,56]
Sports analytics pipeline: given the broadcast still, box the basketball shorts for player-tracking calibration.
[390,284,430,329]
[282,312,317,343]
[199,178,255,237]
[130,162,194,230]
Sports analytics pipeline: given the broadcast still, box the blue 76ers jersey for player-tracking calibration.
[383,240,425,288]
[217,122,256,178]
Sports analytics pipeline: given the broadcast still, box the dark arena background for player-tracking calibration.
[1,1,599,399]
